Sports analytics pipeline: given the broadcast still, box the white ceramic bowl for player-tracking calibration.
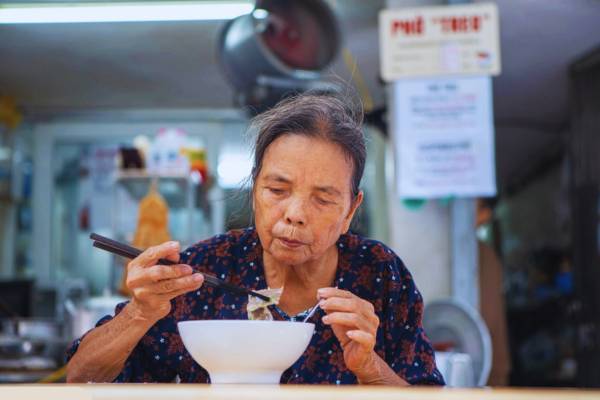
[177,320,315,384]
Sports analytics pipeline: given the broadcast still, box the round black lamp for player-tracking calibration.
[217,0,341,113]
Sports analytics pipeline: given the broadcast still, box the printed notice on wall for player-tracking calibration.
[394,76,497,198]
[379,3,500,80]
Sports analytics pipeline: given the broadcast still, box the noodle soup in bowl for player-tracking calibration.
[177,320,315,384]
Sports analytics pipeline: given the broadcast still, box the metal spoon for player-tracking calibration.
[302,303,320,323]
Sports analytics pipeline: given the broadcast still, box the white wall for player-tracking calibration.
[387,188,452,303]
[369,125,452,304]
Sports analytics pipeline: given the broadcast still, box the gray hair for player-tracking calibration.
[250,92,366,198]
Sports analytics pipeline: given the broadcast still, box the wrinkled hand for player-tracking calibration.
[318,287,379,375]
[126,241,204,321]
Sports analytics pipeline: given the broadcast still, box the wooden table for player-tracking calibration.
[2,385,600,400]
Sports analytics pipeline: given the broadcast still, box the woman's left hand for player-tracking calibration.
[318,287,380,375]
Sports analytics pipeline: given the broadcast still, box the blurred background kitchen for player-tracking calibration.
[1,0,600,388]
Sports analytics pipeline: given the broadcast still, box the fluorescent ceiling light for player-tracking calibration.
[0,1,254,24]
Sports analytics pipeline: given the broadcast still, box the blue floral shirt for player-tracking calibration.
[66,228,444,385]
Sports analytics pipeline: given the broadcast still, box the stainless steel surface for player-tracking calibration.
[0,318,68,384]
[0,371,52,384]
[0,334,45,359]
[0,334,26,357]
[1,318,61,339]
[0,356,56,371]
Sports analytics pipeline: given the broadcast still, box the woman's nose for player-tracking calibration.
[284,198,307,226]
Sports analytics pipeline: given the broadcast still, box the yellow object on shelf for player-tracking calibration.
[0,95,22,129]
[132,179,171,248]
[120,179,171,296]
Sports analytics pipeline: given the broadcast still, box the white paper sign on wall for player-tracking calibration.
[380,3,500,80]
[394,76,497,198]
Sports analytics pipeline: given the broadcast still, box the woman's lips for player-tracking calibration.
[279,238,305,248]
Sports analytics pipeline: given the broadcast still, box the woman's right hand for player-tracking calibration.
[126,241,204,321]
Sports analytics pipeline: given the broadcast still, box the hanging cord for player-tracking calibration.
[342,48,375,113]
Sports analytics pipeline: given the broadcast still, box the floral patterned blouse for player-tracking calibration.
[66,227,444,385]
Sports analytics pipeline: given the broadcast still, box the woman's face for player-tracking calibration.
[253,134,363,266]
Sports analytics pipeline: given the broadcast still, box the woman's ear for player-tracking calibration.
[342,191,364,233]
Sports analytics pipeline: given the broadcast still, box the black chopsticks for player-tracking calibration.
[90,233,270,302]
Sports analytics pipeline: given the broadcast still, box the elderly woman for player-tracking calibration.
[66,93,444,385]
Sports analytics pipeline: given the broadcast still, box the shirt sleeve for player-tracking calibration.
[382,256,445,385]
[65,301,177,383]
